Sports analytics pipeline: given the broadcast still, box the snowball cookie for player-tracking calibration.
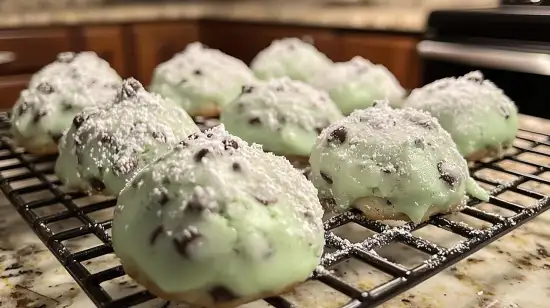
[149,42,256,118]
[112,125,325,308]
[10,52,121,155]
[250,37,333,82]
[405,71,519,160]
[309,102,489,223]
[55,78,200,196]
[310,56,406,114]
[220,78,344,158]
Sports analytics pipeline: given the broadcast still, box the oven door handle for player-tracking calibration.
[417,40,550,76]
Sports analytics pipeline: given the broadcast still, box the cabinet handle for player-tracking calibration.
[417,40,550,76]
[0,51,16,65]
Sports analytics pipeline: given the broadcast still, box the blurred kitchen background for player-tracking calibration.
[1,0,549,118]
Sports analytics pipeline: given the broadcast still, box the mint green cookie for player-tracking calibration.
[112,126,324,307]
[55,78,199,196]
[309,102,489,223]
[405,71,519,159]
[310,56,406,115]
[150,42,256,117]
[10,52,121,154]
[220,78,344,157]
[250,38,333,82]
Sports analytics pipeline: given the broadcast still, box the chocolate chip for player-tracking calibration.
[188,133,199,140]
[412,119,433,129]
[241,85,254,94]
[173,230,201,258]
[209,285,238,302]
[193,69,202,76]
[255,197,277,206]
[37,82,54,94]
[113,156,138,175]
[158,192,169,206]
[437,161,457,187]
[386,200,392,206]
[194,148,210,162]
[414,138,425,149]
[248,117,261,125]
[88,177,106,192]
[57,52,76,63]
[152,132,166,142]
[223,139,239,150]
[320,171,333,184]
[119,78,142,99]
[327,127,347,145]
[73,115,85,129]
[17,102,29,117]
[99,133,114,145]
[178,140,187,147]
[186,198,205,213]
[51,133,63,144]
[33,111,46,124]
[381,167,392,174]
[232,162,241,172]
[62,102,73,111]
[150,226,163,245]
[499,105,510,119]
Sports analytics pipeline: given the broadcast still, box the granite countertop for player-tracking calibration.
[0,114,549,308]
[0,1,497,33]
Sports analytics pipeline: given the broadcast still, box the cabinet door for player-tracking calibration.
[82,26,127,77]
[340,33,421,89]
[132,22,200,85]
[200,21,341,64]
[0,28,75,76]
[0,74,30,109]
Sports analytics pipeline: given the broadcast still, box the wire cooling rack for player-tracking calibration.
[1,113,550,308]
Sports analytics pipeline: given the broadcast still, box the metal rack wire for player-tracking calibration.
[1,113,549,308]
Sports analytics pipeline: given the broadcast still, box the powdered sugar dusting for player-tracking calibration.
[224,78,343,132]
[10,51,122,147]
[151,42,255,106]
[143,125,324,236]
[310,56,406,108]
[309,101,489,222]
[405,71,519,157]
[55,78,199,195]
[250,37,333,82]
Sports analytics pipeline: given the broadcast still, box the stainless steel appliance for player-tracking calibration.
[419,0,550,118]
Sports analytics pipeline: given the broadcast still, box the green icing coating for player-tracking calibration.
[250,37,333,82]
[405,71,519,158]
[309,102,489,223]
[112,125,324,298]
[220,78,344,157]
[310,56,406,115]
[10,52,121,150]
[55,78,199,196]
[149,42,256,116]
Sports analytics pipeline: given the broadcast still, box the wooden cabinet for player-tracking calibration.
[0,74,31,109]
[200,21,341,64]
[340,33,421,89]
[82,25,128,77]
[131,22,200,85]
[0,28,75,76]
[0,20,422,109]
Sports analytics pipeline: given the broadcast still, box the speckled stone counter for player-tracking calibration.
[0,114,549,308]
[0,2,498,33]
